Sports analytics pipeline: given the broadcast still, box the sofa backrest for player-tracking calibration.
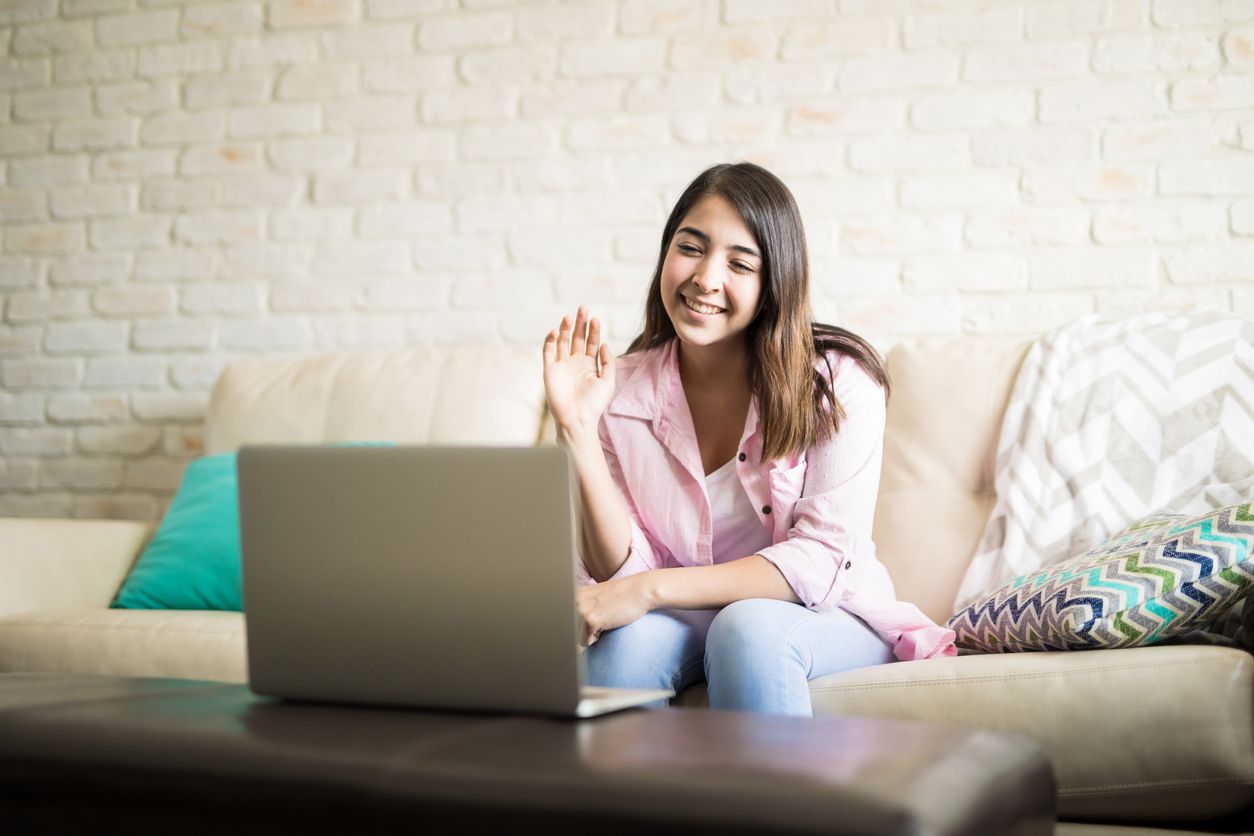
[205,338,1032,623]
[205,348,547,453]
[876,337,1031,623]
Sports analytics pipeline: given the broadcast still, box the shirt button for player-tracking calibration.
[762,505,771,515]
[845,561,852,569]
[738,452,746,462]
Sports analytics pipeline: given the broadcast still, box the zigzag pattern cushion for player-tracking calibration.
[948,503,1254,652]
[957,310,1254,609]
[1084,511,1186,556]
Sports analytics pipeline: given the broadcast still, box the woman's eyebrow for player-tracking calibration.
[676,226,761,259]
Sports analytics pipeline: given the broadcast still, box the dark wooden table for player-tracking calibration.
[0,674,1054,835]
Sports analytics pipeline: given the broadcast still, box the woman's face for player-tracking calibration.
[659,194,764,352]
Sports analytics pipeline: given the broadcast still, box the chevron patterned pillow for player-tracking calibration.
[947,503,1254,653]
[1091,511,1186,553]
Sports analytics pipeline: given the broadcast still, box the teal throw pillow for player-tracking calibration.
[113,451,242,611]
[947,503,1254,652]
[112,442,394,612]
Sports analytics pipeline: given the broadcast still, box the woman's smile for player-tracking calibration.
[682,295,726,316]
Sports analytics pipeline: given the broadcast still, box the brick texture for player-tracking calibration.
[1,1,1252,519]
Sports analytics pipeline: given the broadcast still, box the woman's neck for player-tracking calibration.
[676,338,751,394]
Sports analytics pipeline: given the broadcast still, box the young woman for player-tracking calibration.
[542,163,955,717]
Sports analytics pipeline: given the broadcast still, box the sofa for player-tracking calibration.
[1,337,1250,835]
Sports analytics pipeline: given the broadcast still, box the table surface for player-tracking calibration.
[0,674,1055,836]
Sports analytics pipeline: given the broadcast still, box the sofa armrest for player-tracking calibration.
[0,518,154,618]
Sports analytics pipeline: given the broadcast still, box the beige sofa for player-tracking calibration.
[1,338,1250,834]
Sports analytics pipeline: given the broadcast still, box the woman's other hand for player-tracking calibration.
[576,573,652,647]
[542,305,615,444]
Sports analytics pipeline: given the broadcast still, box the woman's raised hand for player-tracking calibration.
[542,306,615,443]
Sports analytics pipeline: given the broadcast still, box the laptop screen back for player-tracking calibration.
[238,445,583,715]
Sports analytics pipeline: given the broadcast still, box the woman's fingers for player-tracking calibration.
[576,588,595,646]
[571,305,588,357]
[599,342,614,380]
[555,314,572,360]
[550,307,600,365]
[580,615,601,647]
[542,329,557,365]
[585,316,600,358]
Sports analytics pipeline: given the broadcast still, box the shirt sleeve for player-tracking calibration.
[575,418,669,586]
[756,355,886,610]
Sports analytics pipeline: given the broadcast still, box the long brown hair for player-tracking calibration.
[626,162,890,461]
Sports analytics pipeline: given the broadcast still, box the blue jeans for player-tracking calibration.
[582,598,896,717]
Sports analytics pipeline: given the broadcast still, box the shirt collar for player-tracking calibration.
[606,339,678,422]
[608,339,763,446]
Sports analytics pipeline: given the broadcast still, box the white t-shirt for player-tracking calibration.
[706,457,774,565]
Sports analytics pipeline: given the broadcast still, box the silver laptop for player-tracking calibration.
[236,444,672,718]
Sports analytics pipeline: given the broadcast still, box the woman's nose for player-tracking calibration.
[691,262,722,293]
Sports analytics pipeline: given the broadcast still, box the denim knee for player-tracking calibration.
[583,611,698,692]
[704,599,797,676]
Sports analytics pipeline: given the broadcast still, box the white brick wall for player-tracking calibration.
[2,0,1252,520]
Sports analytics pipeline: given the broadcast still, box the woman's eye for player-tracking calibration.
[677,243,700,255]
[731,262,753,273]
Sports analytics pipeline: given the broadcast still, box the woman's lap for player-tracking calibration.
[582,599,895,716]
[703,599,895,714]
[582,607,717,698]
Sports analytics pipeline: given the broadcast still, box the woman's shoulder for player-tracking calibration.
[604,341,670,416]
[815,348,883,395]
[614,344,658,375]
[810,324,889,394]
[614,341,671,382]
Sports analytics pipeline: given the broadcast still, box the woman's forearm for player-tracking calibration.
[561,425,632,583]
[641,556,802,610]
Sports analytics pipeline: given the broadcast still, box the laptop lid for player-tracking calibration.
[237,445,586,716]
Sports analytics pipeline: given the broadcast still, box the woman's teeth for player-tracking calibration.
[684,296,724,315]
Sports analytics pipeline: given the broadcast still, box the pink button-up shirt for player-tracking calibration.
[576,339,956,662]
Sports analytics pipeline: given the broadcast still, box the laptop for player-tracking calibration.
[236,444,673,718]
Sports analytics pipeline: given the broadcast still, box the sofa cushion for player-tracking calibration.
[947,503,1254,652]
[874,338,1031,624]
[204,348,546,454]
[0,518,152,618]
[0,609,246,684]
[672,644,1254,823]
